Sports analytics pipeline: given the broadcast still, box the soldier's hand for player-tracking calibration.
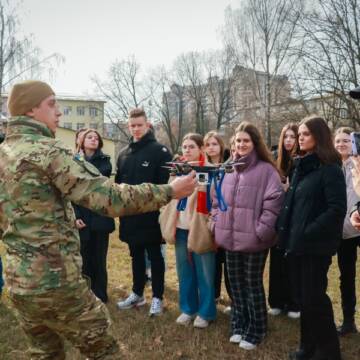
[170,170,197,199]
[350,211,360,231]
[75,219,86,229]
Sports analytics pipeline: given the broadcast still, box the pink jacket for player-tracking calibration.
[211,150,284,252]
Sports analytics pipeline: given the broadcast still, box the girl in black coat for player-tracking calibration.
[268,123,300,318]
[73,129,115,303]
[277,116,346,360]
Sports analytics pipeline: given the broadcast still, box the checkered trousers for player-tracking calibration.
[226,249,269,345]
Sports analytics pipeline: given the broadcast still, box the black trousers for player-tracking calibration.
[80,230,109,303]
[268,246,299,311]
[296,254,341,360]
[214,247,232,301]
[337,236,360,322]
[128,242,165,300]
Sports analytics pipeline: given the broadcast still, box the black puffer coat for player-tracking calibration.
[73,150,115,233]
[115,130,172,245]
[277,153,346,256]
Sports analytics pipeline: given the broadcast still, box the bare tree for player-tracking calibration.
[223,0,303,145]
[0,0,63,109]
[92,55,151,142]
[146,67,185,154]
[204,48,241,130]
[173,52,209,135]
[294,0,360,127]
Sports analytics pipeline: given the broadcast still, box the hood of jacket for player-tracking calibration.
[129,130,156,152]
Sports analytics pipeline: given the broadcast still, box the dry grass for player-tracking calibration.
[0,230,359,360]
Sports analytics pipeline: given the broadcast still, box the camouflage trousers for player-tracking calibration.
[9,280,119,360]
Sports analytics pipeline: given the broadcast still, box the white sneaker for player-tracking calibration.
[268,307,282,316]
[229,334,242,343]
[116,292,146,310]
[193,315,209,328]
[149,297,163,316]
[176,313,194,325]
[239,340,257,350]
[223,306,232,315]
[287,311,300,319]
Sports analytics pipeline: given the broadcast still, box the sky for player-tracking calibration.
[19,0,239,95]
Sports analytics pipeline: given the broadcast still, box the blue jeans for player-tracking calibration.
[0,256,3,293]
[175,228,216,320]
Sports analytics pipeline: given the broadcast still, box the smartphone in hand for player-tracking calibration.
[351,132,360,156]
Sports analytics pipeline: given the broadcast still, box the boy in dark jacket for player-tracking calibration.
[115,108,172,316]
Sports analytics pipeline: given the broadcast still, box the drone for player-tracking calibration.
[163,160,244,177]
[164,160,245,212]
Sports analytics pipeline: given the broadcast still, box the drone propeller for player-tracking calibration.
[226,161,246,167]
[166,160,202,165]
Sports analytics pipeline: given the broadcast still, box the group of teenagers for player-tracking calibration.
[71,107,358,360]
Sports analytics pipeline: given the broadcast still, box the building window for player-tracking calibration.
[90,122,98,130]
[63,106,72,116]
[76,123,85,130]
[77,106,85,116]
[63,122,72,129]
[339,108,348,119]
[89,107,98,117]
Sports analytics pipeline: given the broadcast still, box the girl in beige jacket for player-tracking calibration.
[160,133,216,328]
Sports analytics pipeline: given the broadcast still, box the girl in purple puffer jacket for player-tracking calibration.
[211,121,284,350]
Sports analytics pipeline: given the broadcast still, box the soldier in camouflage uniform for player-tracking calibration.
[0,80,196,360]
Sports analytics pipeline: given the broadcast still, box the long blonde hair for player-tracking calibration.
[204,131,225,163]
[235,121,277,169]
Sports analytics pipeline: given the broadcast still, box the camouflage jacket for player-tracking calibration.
[0,117,172,295]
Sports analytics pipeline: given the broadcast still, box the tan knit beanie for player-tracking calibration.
[7,80,55,116]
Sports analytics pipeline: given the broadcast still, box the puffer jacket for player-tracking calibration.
[115,130,172,245]
[212,150,284,252]
[342,158,360,239]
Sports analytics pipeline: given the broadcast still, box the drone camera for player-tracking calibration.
[197,172,208,184]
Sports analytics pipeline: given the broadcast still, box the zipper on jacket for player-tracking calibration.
[231,170,242,251]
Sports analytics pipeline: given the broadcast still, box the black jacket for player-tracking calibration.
[73,150,115,233]
[277,153,346,256]
[115,130,172,244]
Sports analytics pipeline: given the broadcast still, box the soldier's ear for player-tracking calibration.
[26,108,35,117]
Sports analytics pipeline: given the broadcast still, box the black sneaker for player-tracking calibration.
[337,322,358,336]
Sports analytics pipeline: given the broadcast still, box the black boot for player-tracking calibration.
[309,350,342,360]
[289,348,315,360]
[337,321,358,336]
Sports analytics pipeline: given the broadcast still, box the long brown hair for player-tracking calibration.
[300,115,341,165]
[182,133,205,164]
[277,123,299,176]
[75,127,88,149]
[80,128,104,152]
[203,131,225,163]
[235,121,277,169]
[182,133,204,148]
